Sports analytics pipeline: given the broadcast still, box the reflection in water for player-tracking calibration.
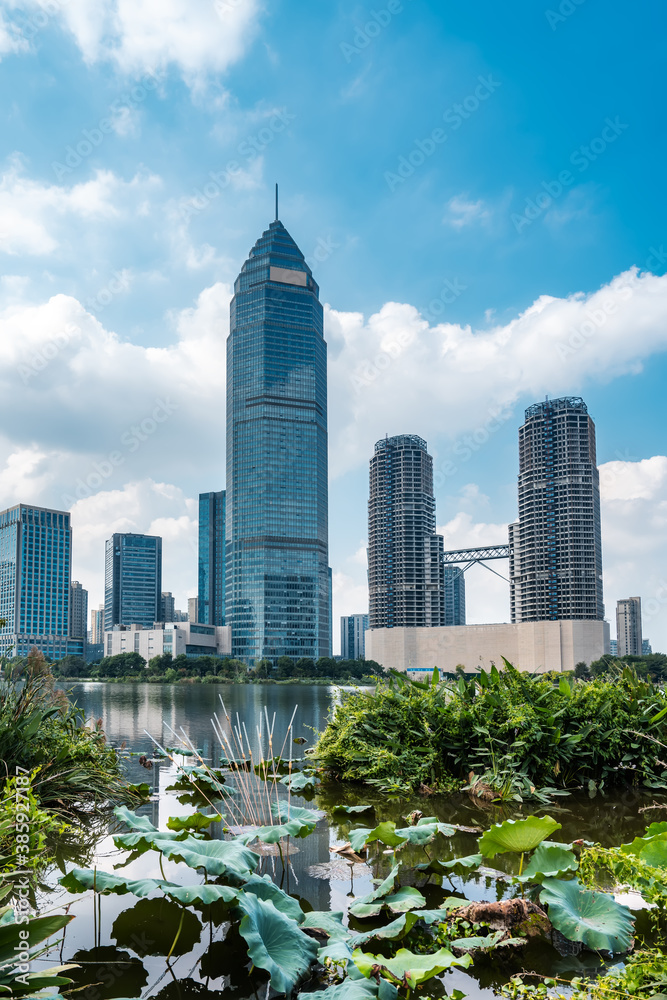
[112,898,202,957]
[66,946,148,1000]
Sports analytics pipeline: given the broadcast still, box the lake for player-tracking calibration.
[34,682,665,999]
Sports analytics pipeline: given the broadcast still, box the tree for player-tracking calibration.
[574,661,590,680]
[97,652,146,677]
[148,653,173,674]
[53,655,87,678]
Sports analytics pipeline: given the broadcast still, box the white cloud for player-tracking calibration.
[444,194,491,229]
[327,267,667,478]
[0,10,27,56]
[9,0,262,86]
[0,158,160,255]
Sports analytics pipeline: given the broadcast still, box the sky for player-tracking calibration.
[0,0,666,653]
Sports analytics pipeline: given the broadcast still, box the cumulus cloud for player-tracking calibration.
[7,0,262,85]
[328,267,667,478]
[0,159,160,255]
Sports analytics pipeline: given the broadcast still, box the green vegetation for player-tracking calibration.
[313,661,667,796]
[587,651,667,681]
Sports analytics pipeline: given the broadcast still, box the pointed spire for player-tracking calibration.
[275,183,279,222]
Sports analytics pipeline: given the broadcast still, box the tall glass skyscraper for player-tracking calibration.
[226,218,331,662]
[104,533,162,630]
[368,435,445,629]
[509,397,604,622]
[0,503,83,659]
[198,491,226,626]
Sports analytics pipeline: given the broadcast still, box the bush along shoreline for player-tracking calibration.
[313,660,667,799]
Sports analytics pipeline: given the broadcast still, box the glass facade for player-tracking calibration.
[0,504,74,657]
[104,533,162,630]
[226,220,331,662]
[198,491,226,625]
[340,613,369,659]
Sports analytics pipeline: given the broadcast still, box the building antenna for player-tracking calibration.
[275,183,279,222]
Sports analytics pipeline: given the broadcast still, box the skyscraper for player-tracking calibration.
[616,597,642,656]
[70,580,88,640]
[160,591,175,622]
[104,533,162,630]
[340,613,369,659]
[510,397,604,622]
[444,566,466,626]
[368,434,445,629]
[90,604,104,644]
[226,217,331,662]
[0,503,83,659]
[198,491,226,625]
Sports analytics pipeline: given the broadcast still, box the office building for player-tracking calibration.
[366,620,610,676]
[70,581,88,640]
[341,614,369,659]
[160,592,175,622]
[643,639,652,655]
[198,491,226,625]
[188,597,199,623]
[510,397,604,623]
[610,639,618,656]
[226,215,331,661]
[105,621,231,661]
[0,503,83,659]
[616,597,642,657]
[444,566,466,626]
[368,434,445,629]
[104,533,162,630]
[90,604,104,644]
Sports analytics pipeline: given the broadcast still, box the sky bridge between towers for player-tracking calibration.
[443,544,511,583]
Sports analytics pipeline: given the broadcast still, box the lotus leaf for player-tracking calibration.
[113,806,158,831]
[280,772,319,791]
[346,863,399,918]
[332,804,375,816]
[517,844,578,882]
[307,975,398,999]
[393,817,457,845]
[478,815,561,859]
[349,886,425,919]
[157,836,259,877]
[350,913,419,945]
[540,877,634,954]
[352,946,472,988]
[166,812,222,832]
[300,910,349,939]
[236,893,318,996]
[60,869,169,897]
[241,874,304,922]
[430,853,483,875]
[621,830,667,867]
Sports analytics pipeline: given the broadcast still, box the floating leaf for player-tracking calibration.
[280,772,320,792]
[332,804,375,816]
[300,911,349,940]
[478,816,561,859]
[540,877,634,954]
[517,844,579,882]
[352,946,472,988]
[236,894,318,996]
[346,864,400,918]
[269,802,321,838]
[350,886,426,920]
[350,913,419,945]
[307,975,398,999]
[429,853,483,876]
[620,829,667,867]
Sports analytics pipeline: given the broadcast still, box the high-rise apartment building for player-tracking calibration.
[340,614,369,659]
[616,597,642,656]
[90,604,104,644]
[0,503,83,659]
[368,435,445,629]
[70,581,88,640]
[226,217,331,661]
[198,491,226,626]
[188,597,199,623]
[510,397,604,622]
[104,533,162,630]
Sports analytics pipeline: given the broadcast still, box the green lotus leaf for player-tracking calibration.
[350,913,419,945]
[517,844,579,882]
[307,975,398,999]
[236,893,318,995]
[332,804,375,816]
[165,884,238,906]
[113,806,159,832]
[60,869,167,897]
[478,816,561,858]
[350,886,425,920]
[646,821,667,837]
[621,830,667,866]
[269,802,321,838]
[318,937,354,966]
[348,827,375,852]
[280,772,319,791]
[241,874,304,922]
[540,877,634,954]
[301,911,349,939]
[394,817,457,846]
[166,812,222,832]
[352,947,472,988]
[157,836,260,877]
[430,853,483,875]
[347,864,400,917]
[448,931,505,951]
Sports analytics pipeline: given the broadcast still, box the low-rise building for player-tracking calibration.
[104,621,232,661]
[366,620,610,676]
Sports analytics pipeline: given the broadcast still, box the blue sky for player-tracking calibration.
[0,0,666,652]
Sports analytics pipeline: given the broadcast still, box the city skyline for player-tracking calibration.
[0,4,665,652]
